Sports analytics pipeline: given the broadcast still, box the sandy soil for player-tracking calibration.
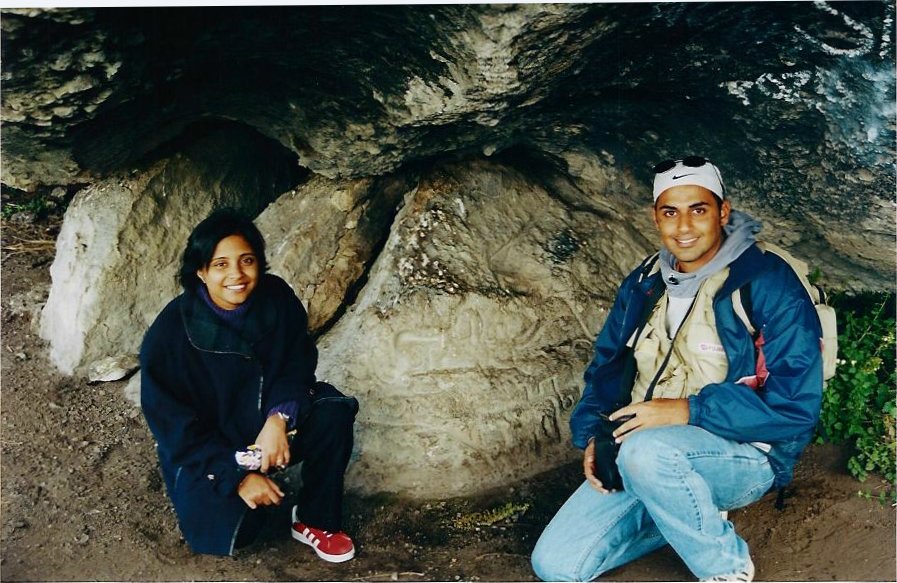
[1,215,894,582]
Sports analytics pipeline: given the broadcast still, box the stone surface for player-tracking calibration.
[87,354,138,383]
[123,374,141,408]
[38,123,302,374]
[2,4,894,289]
[318,159,652,496]
[0,9,114,188]
[5,284,50,335]
[257,173,413,333]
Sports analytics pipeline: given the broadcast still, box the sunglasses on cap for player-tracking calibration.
[652,155,712,174]
[652,155,726,198]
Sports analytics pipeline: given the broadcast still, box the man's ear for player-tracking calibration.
[719,199,732,226]
[650,203,660,229]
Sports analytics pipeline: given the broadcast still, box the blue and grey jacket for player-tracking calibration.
[570,243,823,489]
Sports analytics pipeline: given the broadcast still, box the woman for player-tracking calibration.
[140,208,358,561]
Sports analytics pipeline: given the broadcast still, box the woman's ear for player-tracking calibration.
[196,269,206,284]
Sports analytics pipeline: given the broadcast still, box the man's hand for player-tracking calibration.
[583,440,611,494]
[237,472,285,509]
[609,398,690,442]
[254,414,291,473]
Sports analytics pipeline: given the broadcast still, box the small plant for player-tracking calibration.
[817,293,896,498]
[1,196,54,221]
[451,501,530,529]
[0,184,75,222]
[857,488,894,506]
[808,266,823,286]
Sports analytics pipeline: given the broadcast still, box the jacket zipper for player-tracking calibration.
[184,334,266,419]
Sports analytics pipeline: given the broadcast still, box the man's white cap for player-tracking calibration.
[653,160,725,201]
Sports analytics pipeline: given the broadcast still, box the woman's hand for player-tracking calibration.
[254,414,290,473]
[237,472,284,509]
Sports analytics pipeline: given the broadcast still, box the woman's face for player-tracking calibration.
[196,234,260,310]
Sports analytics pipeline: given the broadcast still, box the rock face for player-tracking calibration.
[316,160,652,496]
[6,3,896,496]
[3,3,894,288]
[256,173,413,333]
[39,124,301,374]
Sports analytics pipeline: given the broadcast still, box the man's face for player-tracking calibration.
[652,185,731,273]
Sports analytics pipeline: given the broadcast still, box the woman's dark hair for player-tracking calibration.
[178,208,269,292]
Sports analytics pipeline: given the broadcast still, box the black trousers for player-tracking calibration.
[235,383,358,548]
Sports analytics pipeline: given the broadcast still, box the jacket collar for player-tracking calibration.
[716,243,768,299]
[179,275,280,357]
[637,243,766,300]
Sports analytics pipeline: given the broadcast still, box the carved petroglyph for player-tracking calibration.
[318,160,651,497]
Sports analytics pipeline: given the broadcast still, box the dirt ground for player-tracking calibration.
[1,214,895,582]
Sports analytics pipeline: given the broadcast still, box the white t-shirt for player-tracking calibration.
[665,294,695,338]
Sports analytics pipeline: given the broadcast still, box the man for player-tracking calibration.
[531,157,823,582]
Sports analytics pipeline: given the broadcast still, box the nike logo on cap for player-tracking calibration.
[672,173,696,180]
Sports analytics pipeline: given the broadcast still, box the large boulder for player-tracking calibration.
[39,124,301,374]
[256,173,413,333]
[317,159,652,496]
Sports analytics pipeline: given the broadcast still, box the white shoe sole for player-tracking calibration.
[291,526,355,563]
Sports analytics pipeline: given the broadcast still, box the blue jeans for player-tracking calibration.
[531,426,775,581]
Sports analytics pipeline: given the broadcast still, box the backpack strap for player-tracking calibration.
[611,255,666,411]
[732,279,759,339]
[755,241,823,305]
[774,486,795,510]
[637,252,661,283]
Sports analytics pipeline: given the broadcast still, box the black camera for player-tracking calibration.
[592,413,634,491]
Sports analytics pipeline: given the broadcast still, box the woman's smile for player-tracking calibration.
[196,234,260,310]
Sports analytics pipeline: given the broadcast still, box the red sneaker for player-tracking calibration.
[291,506,355,563]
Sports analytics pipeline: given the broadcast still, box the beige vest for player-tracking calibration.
[630,269,730,403]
